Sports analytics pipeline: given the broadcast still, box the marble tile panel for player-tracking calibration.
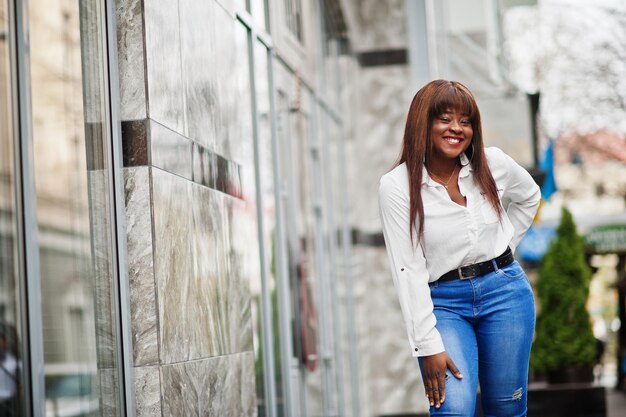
[212,191,231,355]
[353,0,407,52]
[160,360,200,417]
[178,0,218,149]
[213,8,252,164]
[352,246,429,415]
[143,0,185,133]
[160,353,256,417]
[116,0,147,120]
[352,65,412,233]
[87,170,118,370]
[190,183,227,357]
[122,119,149,167]
[214,0,236,19]
[97,367,120,417]
[134,366,162,417]
[152,167,193,364]
[150,120,193,180]
[224,198,255,353]
[124,167,159,365]
[227,161,243,199]
[192,142,217,189]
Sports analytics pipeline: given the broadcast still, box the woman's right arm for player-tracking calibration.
[378,175,443,357]
[379,175,462,408]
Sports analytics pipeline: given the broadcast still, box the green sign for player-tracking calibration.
[585,224,626,253]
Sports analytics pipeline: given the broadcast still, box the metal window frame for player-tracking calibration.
[11,0,134,415]
[103,0,136,415]
[12,1,45,415]
[238,11,280,417]
[242,1,359,415]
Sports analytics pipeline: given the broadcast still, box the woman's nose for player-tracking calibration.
[449,122,462,132]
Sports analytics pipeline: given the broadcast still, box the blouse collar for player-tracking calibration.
[422,151,473,186]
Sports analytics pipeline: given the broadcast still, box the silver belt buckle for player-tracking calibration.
[458,266,474,280]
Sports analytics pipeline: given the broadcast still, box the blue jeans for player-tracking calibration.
[418,260,535,417]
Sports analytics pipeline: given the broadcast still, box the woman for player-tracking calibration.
[379,80,540,416]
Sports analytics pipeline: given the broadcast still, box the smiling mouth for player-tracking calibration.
[443,137,463,144]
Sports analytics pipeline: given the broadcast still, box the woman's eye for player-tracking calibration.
[440,118,450,123]
[461,120,470,125]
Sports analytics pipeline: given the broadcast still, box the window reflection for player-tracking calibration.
[28,0,121,415]
[251,40,285,416]
[0,2,24,416]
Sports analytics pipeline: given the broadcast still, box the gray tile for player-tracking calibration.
[352,0,407,52]
[150,120,192,180]
[240,352,257,417]
[178,0,218,150]
[152,168,193,364]
[161,362,200,417]
[215,153,229,195]
[225,198,254,353]
[192,142,217,189]
[116,0,147,121]
[190,184,227,357]
[144,0,185,133]
[135,366,162,417]
[124,167,159,365]
[214,0,237,19]
[161,353,256,417]
[213,8,252,163]
[228,160,243,199]
[232,22,253,165]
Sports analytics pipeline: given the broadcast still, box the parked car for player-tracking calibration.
[45,364,99,417]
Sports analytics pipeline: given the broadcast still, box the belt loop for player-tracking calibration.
[491,258,499,272]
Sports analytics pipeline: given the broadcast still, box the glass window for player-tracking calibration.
[27,0,122,415]
[284,0,303,42]
[251,40,285,416]
[251,0,268,32]
[275,88,324,416]
[0,2,25,416]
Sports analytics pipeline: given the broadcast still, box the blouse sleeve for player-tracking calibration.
[497,149,542,251]
[378,176,445,357]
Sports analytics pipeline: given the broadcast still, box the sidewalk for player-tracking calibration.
[600,362,626,417]
[607,387,626,417]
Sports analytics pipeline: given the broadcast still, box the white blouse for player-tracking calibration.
[378,147,541,357]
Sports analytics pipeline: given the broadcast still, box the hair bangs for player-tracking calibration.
[429,83,477,120]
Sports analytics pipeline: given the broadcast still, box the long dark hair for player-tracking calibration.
[396,80,502,242]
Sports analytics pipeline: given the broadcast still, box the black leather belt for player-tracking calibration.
[438,247,514,282]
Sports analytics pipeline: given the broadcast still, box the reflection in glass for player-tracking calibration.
[275,86,324,416]
[251,0,268,32]
[251,40,285,416]
[0,2,24,417]
[28,0,121,415]
[283,0,303,41]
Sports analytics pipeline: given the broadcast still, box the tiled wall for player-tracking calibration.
[345,0,431,415]
[117,0,256,415]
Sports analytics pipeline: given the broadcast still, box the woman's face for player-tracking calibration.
[430,108,473,162]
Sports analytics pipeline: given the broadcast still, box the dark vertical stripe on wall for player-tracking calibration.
[121,119,149,167]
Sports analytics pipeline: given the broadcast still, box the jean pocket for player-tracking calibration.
[497,261,526,280]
